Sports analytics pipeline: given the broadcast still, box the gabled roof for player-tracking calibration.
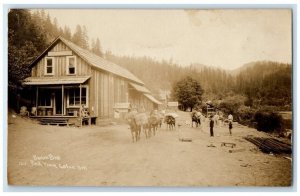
[129,82,151,94]
[29,36,144,85]
[23,76,91,85]
[128,83,162,105]
[143,94,162,105]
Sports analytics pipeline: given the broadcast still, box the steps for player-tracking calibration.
[37,118,75,126]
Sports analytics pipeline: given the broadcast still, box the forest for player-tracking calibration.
[106,55,291,110]
[8,9,292,131]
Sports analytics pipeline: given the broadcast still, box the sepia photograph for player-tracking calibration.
[6,8,293,187]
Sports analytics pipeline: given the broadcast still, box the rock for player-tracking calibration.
[179,138,192,142]
[229,148,245,153]
[240,163,251,167]
[207,144,216,147]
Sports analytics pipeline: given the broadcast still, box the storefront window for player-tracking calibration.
[68,87,87,107]
[38,89,52,107]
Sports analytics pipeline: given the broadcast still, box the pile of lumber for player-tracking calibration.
[244,136,292,154]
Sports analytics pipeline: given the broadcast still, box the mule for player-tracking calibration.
[164,115,176,130]
[134,112,151,139]
[148,110,162,136]
[191,112,201,128]
[126,111,140,142]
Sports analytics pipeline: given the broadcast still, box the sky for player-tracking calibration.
[45,9,292,70]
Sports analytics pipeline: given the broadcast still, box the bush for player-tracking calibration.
[236,106,256,126]
[254,111,284,132]
[244,97,253,107]
[258,105,280,112]
[217,95,246,119]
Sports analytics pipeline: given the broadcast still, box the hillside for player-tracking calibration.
[105,53,235,98]
[106,54,292,110]
[235,61,292,108]
[230,62,257,76]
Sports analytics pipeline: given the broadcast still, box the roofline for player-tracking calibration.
[128,82,151,94]
[90,65,144,85]
[29,36,61,68]
[28,36,145,85]
[143,93,162,105]
[22,75,91,86]
[59,37,144,85]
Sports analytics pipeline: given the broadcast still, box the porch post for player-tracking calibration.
[79,84,82,127]
[35,87,38,116]
[79,84,82,117]
[62,85,64,116]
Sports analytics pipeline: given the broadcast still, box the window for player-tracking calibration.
[38,89,52,107]
[45,57,54,75]
[67,56,77,75]
[67,86,88,107]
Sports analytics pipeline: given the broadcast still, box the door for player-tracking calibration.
[55,90,62,115]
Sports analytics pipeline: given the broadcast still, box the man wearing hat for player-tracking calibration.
[209,115,214,137]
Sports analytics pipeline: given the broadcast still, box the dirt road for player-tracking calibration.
[7,111,292,186]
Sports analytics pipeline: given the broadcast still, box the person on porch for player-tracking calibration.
[80,104,89,117]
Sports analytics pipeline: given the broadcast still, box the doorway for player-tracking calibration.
[55,90,63,115]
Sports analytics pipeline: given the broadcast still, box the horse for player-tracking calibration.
[164,115,176,130]
[148,116,158,136]
[125,110,140,142]
[134,112,151,139]
[191,111,201,128]
[148,110,162,136]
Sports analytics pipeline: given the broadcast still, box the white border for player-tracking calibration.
[1,0,299,194]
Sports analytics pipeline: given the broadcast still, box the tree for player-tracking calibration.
[52,17,59,37]
[82,25,89,49]
[72,25,89,49]
[8,9,49,110]
[72,25,83,46]
[45,13,53,38]
[234,61,291,109]
[8,9,47,87]
[63,25,72,40]
[91,37,103,57]
[172,76,203,111]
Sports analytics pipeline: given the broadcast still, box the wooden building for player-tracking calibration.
[22,36,161,124]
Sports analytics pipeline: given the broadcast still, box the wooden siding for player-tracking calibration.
[108,75,114,117]
[113,78,128,103]
[89,68,129,118]
[30,40,135,119]
[31,41,91,77]
[129,90,155,112]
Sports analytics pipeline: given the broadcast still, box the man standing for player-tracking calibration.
[209,115,214,137]
[229,121,233,135]
[228,113,233,122]
[228,113,233,135]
